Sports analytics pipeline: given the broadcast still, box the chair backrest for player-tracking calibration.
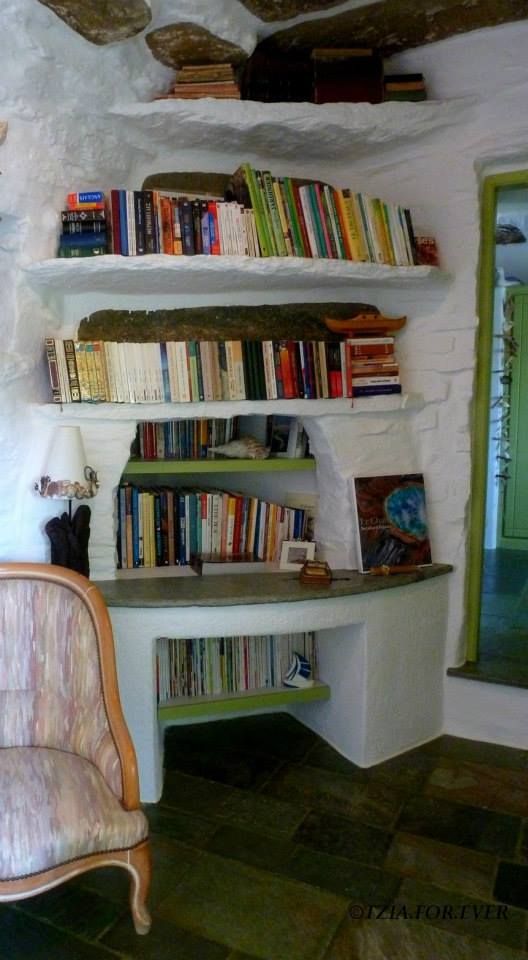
[0,564,139,805]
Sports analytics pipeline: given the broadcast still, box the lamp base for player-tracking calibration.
[45,504,91,578]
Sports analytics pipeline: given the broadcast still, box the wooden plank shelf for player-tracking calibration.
[158,681,331,721]
[123,457,316,475]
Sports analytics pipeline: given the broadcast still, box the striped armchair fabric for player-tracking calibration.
[0,564,151,935]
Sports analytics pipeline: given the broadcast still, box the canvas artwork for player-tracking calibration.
[351,474,432,573]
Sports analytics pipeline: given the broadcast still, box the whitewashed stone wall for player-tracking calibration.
[2,2,528,749]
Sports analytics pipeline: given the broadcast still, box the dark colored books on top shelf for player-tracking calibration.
[60,164,429,267]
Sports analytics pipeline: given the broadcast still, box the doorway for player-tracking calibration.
[467,171,528,679]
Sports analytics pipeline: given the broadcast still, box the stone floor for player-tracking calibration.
[2,713,528,959]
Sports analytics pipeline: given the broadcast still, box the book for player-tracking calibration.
[67,191,105,206]
[61,209,106,223]
[351,474,432,573]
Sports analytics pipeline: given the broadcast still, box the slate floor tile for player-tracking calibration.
[155,849,348,960]
[422,735,528,771]
[102,913,230,959]
[160,769,234,815]
[396,794,521,857]
[144,803,218,848]
[494,861,528,911]
[263,762,402,828]
[393,877,527,950]
[15,883,125,940]
[322,914,528,960]
[0,907,117,959]
[282,846,400,903]
[219,786,309,838]
[425,758,528,817]
[205,824,295,872]
[294,810,392,867]
[384,831,497,900]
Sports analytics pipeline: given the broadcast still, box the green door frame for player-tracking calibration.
[466,169,528,661]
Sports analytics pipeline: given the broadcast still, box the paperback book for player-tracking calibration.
[351,473,432,573]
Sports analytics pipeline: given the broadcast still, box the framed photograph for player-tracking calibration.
[279,540,316,571]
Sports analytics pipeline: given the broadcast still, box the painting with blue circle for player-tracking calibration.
[352,474,432,572]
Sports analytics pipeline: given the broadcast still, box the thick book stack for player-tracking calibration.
[107,188,260,257]
[156,63,240,100]
[384,73,427,102]
[117,483,308,570]
[156,631,316,701]
[227,163,419,265]
[132,418,239,460]
[348,336,401,398]
[44,337,354,404]
[311,47,384,105]
[58,191,108,258]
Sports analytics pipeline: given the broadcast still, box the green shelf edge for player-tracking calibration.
[158,681,330,720]
[123,457,316,475]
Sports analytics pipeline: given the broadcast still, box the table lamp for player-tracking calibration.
[35,426,99,577]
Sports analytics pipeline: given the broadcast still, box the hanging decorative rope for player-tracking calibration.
[492,293,517,485]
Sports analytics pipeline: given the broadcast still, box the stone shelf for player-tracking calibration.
[31,393,424,421]
[95,563,453,608]
[109,98,471,160]
[25,254,449,296]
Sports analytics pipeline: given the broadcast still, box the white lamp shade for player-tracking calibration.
[38,426,96,500]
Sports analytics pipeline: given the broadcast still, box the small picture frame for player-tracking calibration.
[279,540,316,571]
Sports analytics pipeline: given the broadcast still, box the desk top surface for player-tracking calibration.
[94,563,452,608]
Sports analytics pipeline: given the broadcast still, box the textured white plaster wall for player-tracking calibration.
[3,3,528,748]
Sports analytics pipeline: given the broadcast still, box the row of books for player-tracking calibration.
[131,418,240,461]
[108,189,260,258]
[117,484,308,569]
[45,336,402,404]
[59,166,425,266]
[156,62,240,101]
[156,631,317,701]
[228,164,420,265]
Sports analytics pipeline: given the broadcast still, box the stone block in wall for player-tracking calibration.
[78,302,377,343]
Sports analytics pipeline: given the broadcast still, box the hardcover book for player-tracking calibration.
[351,474,432,573]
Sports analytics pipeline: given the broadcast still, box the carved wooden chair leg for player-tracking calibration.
[127,841,152,935]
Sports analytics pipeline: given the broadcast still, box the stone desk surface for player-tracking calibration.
[94,563,452,608]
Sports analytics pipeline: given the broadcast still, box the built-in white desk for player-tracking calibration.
[96,565,452,802]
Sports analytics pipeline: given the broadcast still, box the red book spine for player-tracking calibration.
[287,341,303,398]
[292,183,312,258]
[110,190,121,255]
[345,342,354,398]
[232,496,243,557]
[159,196,174,254]
[279,341,295,399]
[208,201,221,255]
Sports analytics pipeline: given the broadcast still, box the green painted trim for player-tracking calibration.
[123,458,316,475]
[157,681,330,720]
[466,170,528,662]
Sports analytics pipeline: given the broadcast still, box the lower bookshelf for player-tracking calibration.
[158,681,330,722]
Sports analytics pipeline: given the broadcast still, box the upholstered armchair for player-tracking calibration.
[0,563,151,934]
